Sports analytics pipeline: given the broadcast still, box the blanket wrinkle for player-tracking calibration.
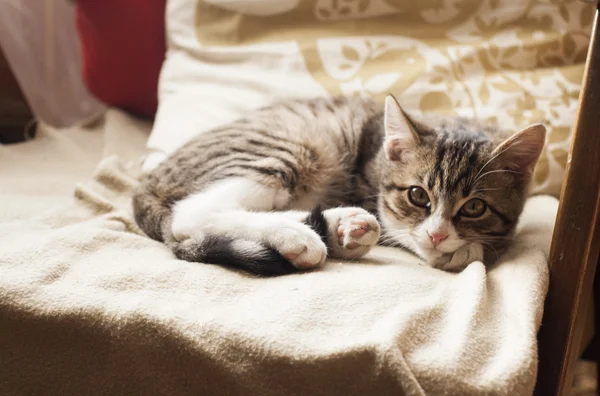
[0,111,557,396]
[377,339,426,396]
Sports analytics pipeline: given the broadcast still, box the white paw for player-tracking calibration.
[324,207,381,259]
[441,242,484,272]
[266,222,327,270]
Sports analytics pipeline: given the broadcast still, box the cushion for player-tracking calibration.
[74,0,167,118]
[147,0,595,197]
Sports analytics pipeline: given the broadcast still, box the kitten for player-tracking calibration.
[133,95,545,275]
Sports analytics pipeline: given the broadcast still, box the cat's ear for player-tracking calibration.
[492,123,546,177]
[384,95,419,161]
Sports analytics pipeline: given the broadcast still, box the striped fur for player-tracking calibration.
[133,95,544,275]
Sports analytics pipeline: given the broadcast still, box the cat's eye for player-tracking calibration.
[459,198,487,218]
[408,186,430,208]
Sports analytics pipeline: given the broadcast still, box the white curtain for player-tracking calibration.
[0,0,105,127]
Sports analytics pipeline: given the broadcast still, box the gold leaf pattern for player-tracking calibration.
[580,6,593,28]
[358,0,369,12]
[420,91,453,114]
[548,126,571,144]
[479,84,490,105]
[563,34,576,58]
[535,146,550,187]
[430,76,444,84]
[342,45,360,61]
[551,147,569,165]
[491,80,522,93]
[559,5,570,23]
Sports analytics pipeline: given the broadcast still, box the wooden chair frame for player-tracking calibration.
[535,2,600,395]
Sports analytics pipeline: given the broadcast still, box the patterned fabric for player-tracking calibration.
[149,0,594,196]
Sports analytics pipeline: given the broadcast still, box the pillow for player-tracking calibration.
[75,0,167,118]
[148,0,594,197]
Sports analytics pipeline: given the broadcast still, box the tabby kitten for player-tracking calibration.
[133,95,545,275]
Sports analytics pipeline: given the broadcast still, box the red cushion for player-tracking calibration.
[75,0,166,118]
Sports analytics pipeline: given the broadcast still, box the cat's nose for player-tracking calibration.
[428,231,448,247]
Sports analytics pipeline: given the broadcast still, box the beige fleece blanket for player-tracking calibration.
[0,109,556,396]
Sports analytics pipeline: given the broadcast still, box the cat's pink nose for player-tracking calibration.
[428,231,448,247]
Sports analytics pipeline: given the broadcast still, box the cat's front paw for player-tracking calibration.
[440,243,484,272]
[324,207,381,259]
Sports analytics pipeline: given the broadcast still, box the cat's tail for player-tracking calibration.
[132,182,298,276]
[132,181,174,243]
[170,236,298,276]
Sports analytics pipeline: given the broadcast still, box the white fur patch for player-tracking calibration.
[171,177,326,269]
[171,178,289,240]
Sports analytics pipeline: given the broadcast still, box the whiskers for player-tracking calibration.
[362,193,384,201]
[379,229,412,246]
[473,169,523,185]
[470,145,523,187]
[473,145,512,181]
[471,187,501,193]
[466,235,514,262]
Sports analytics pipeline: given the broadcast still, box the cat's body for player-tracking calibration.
[133,95,545,275]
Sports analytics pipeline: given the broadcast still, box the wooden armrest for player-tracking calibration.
[534,5,600,396]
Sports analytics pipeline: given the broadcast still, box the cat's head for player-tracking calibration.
[378,95,546,271]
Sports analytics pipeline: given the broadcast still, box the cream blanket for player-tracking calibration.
[0,110,556,396]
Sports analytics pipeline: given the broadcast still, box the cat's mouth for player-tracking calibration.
[416,246,448,262]
[416,237,465,255]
